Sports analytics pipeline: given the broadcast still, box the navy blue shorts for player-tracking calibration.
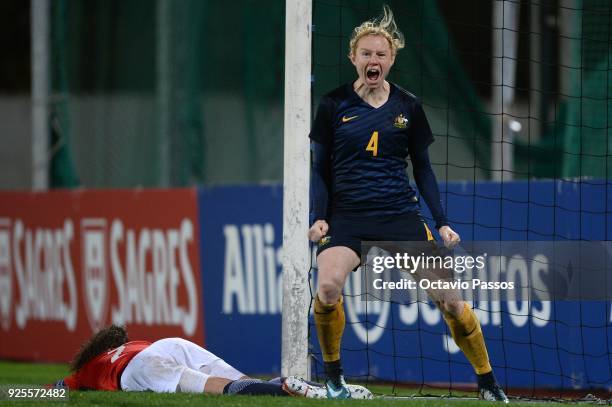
[316,211,435,258]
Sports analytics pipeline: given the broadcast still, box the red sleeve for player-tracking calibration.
[62,374,79,390]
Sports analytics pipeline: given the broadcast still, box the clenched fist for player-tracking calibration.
[308,220,329,243]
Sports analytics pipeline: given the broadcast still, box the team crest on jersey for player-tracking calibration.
[393,113,408,129]
[319,236,331,247]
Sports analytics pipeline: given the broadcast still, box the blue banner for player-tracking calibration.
[198,185,284,375]
[197,180,612,391]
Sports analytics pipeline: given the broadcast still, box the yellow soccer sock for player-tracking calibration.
[314,295,345,363]
[444,303,492,375]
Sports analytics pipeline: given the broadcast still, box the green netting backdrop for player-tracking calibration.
[51,0,284,187]
[49,0,612,187]
[558,0,612,178]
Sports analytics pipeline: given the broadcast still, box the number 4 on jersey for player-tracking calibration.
[366,131,379,156]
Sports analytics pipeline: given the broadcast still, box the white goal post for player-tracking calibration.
[281,0,312,379]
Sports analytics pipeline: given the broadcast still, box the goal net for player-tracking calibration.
[294,0,612,401]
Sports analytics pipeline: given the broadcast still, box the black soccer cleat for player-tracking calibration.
[479,382,509,403]
[477,372,509,403]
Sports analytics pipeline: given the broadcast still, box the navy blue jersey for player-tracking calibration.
[310,82,435,218]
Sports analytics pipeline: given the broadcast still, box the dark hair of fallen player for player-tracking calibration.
[70,324,129,372]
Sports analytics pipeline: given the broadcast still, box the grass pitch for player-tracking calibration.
[0,361,582,406]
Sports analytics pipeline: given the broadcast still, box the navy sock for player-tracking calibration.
[477,371,496,387]
[324,360,343,386]
[223,379,288,396]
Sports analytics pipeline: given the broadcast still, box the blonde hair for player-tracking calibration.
[349,5,405,57]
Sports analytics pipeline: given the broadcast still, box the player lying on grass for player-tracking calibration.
[53,324,371,399]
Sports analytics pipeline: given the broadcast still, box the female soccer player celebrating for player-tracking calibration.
[308,6,508,403]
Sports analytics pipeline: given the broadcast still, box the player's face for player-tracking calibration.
[350,34,395,89]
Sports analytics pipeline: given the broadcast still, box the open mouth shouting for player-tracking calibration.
[365,66,381,83]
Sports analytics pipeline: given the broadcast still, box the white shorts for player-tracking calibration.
[120,338,244,393]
